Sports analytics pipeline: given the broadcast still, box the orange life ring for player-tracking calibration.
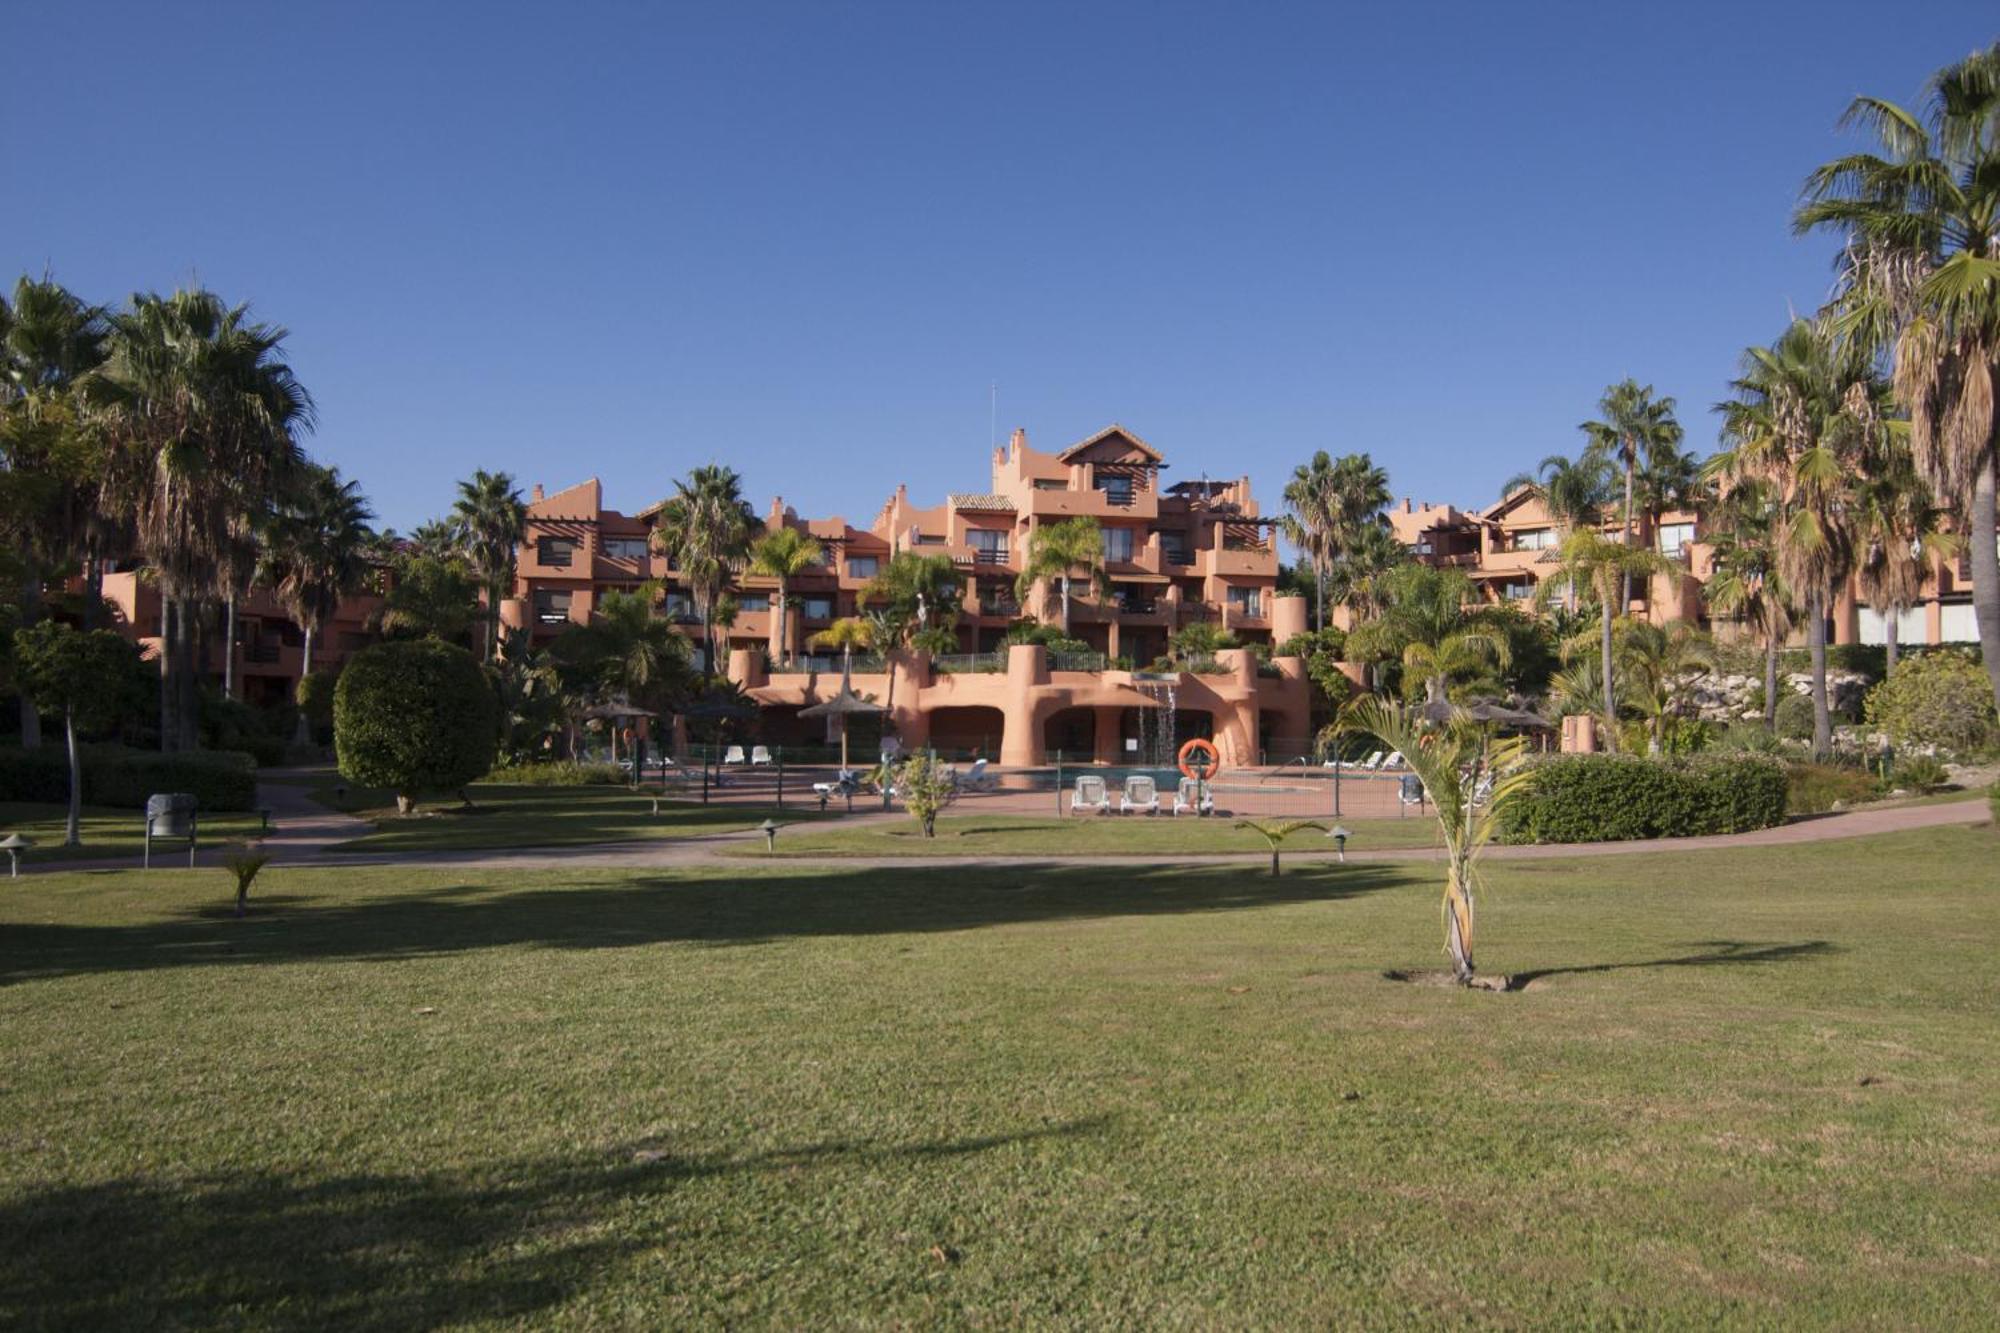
[1177,737,1222,781]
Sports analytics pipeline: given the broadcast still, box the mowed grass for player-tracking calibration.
[0,801,271,865]
[307,781,828,855]
[4,829,1998,1326]
[746,810,1445,856]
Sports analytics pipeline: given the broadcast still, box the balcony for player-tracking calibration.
[1203,545,1275,578]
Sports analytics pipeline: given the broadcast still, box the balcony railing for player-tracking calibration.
[1050,650,1109,672]
[933,652,1006,674]
[971,547,1009,565]
[242,643,281,664]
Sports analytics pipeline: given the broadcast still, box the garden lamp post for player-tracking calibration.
[1328,825,1351,862]
[759,818,780,852]
[0,833,29,877]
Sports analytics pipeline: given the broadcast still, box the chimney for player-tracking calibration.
[1401,498,1412,514]
[531,483,545,502]
[1010,427,1025,459]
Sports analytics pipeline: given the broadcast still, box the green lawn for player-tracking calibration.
[4,827,1997,1325]
[0,801,271,865]
[746,811,1445,856]
[307,781,828,856]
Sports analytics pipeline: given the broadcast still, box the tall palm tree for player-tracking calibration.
[1582,379,1684,606]
[407,518,461,561]
[1323,521,1409,627]
[746,525,825,664]
[1708,318,1889,758]
[1281,451,1339,630]
[1702,480,1795,728]
[653,464,756,672]
[1634,439,1705,545]
[450,470,526,661]
[1502,451,1612,534]
[89,289,311,751]
[379,554,480,642]
[1797,42,2000,714]
[1534,530,1671,752]
[1,276,110,745]
[263,464,376,743]
[1015,517,1110,635]
[1334,697,1534,986]
[809,616,875,680]
[1852,431,1950,676]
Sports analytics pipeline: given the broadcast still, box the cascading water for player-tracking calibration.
[1133,676,1179,771]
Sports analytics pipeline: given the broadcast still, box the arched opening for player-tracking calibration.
[1042,706,1095,759]
[927,706,1007,760]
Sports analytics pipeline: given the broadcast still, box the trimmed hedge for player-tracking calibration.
[1498,753,1789,845]
[485,761,625,786]
[335,640,498,810]
[0,745,258,812]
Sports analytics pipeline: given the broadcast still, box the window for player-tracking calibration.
[662,591,697,622]
[1657,521,1697,557]
[603,537,649,561]
[1513,527,1557,551]
[977,581,1018,614]
[1157,532,1191,565]
[532,589,572,625]
[913,532,946,545]
[1095,474,1134,505]
[1033,479,1066,491]
[846,556,879,579]
[969,529,1009,565]
[1114,583,1156,614]
[735,593,770,613]
[1502,580,1536,601]
[1102,527,1135,562]
[802,596,834,621]
[537,537,575,568]
[1226,587,1262,618]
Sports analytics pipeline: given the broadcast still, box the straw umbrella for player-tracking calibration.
[799,686,883,771]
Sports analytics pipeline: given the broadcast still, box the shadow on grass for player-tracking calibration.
[320,791,837,856]
[0,1117,1111,1329]
[2,861,1404,985]
[1501,939,1836,990]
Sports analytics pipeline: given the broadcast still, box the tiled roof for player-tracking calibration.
[948,493,1016,511]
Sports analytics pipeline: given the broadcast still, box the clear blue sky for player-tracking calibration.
[4,2,1994,537]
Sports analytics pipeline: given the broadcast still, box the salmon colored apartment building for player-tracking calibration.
[500,424,1316,765]
[1386,489,1983,650]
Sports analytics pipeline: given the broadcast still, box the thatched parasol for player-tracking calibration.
[799,686,884,769]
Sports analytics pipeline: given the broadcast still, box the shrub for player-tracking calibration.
[1773,691,1814,741]
[296,670,340,741]
[1862,650,1997,753]
[486,760,625,786]
[1784,762,1880,815]
[335,640,498,813]
[1497,753,1789,844]
[1889,754,1951,793]
[894,751,957,837]
[0,745,257,811]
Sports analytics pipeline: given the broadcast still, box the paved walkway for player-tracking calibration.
[270,787,1991,873]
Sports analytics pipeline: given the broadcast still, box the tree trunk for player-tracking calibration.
[81,552,104,630]
[180,600,202,750]
[1882,609,1899,677]
[775,576,788,667]
[1445,858,1475,984]
[1619,454,1636,609]
[1269,847,1280,877]
[18,571,42,749]
[1763,632,1779,729]
[488,584,501,662]
[1969,458,2000,718]
[159,597,177,753]
[1809,589,1833,760]
[1059,575,1071,636]
[63,706,82,848]
[1599,598,1617,752]
[223,596,236,700]
[294,625,315,745]
[1314,558,1326,633]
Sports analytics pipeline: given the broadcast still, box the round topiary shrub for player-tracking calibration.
[1773,690,1815,742]
[335,640,497,813]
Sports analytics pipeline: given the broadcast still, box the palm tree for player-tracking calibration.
[379,554,480,642]
[1702,480,1794,728]
[1853,433,1950,676]
[1015,517,1110,635]
[1281,451,1338,630]
[552,584,691,714]
[1534,530,1672,751]
[1634,439,1705,546]
[89,289,312,751]
[1582,380,1683,606]
[1612,620,1714,751]
[809,616,874,680]
[450,470,526,661]
[1323,521,1409,628]
[863,551,962,641]
[746,526,825,664]
[1797,42,2000,714]
[1346,564,1512,703]
[407,518,460,561]
[1335,697,1534,986]
[1708,318,1888,758]
[653,464,757,671]
[1500,452,1611,613]
[0,276,110,745]
[263,464,375,743]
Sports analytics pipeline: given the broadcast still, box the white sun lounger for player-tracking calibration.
[1069,775,1110,816]
[1119,775,1160,816]
[1171,777,1214,817]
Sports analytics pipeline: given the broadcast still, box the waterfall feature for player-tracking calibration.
[1133,676,1179,771]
